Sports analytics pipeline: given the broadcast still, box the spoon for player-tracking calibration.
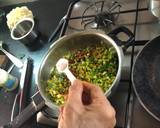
[56,58,76,84]
[0,41,23,68]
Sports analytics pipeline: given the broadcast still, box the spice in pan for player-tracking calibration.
[46,46,118,105]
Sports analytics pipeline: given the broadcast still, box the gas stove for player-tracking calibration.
[37,0,160,128]
[1,0,159,127]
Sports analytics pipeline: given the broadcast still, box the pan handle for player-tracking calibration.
[108,26,134,52]
[2,91,45,128]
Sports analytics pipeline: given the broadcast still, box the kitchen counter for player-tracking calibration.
[0,0,75,127]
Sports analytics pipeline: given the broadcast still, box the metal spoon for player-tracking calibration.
[0,41,23,68]
[56,58,76,84]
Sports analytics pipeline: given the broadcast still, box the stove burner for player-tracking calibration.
[81,1,121,29]
[94,11,114,27]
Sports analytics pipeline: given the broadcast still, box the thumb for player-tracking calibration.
[67,79,83,106]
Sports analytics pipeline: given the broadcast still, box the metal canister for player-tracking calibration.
[149,0,160,18]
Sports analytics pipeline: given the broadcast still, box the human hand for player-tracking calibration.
[58,79,116,128]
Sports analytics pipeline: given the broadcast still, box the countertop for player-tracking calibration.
[0,0,75,127]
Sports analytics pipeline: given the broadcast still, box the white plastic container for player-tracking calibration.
[0,68,18,91]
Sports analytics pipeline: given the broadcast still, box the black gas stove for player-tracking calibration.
[38,0,160,127]
[0,0,160,128]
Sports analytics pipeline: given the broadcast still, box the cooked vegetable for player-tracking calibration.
[46,45,118,105]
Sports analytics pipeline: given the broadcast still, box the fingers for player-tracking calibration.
[59,80,116,128]
[82,81,106,101]
[68,80,105,106]
[58,80,83,128]
[58,106,64,122]
[67,79,83,106]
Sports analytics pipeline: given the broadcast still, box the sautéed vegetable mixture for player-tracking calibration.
[46,46,118,105]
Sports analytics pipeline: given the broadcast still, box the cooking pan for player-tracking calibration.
[37,26,134,116]
[132,35,160,122]
[2,26,134,128]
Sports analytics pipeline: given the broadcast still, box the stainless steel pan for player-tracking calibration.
[37,26,134,115]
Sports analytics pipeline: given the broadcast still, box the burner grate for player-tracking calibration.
[81,1,121,29]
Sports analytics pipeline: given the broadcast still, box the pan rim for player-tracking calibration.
[37,31,123,110]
